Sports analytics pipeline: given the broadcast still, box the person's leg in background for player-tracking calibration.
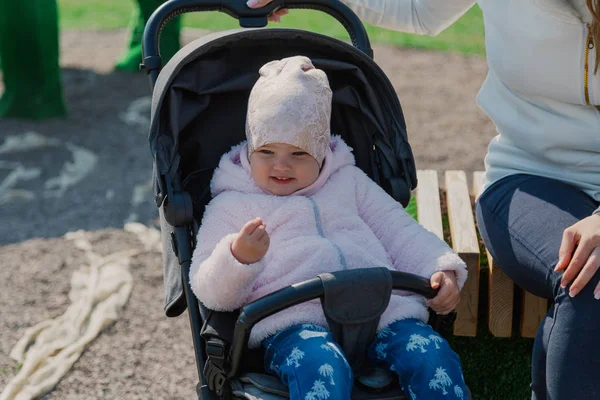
[262,324,353,400]
[115,0,181,72]
[0,0,67,119]
[476,174,600,400]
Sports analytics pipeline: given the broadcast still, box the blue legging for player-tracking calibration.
[476,174,600,400]
[262,319,467,399]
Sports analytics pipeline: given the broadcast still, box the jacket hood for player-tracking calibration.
[211,135,355,197]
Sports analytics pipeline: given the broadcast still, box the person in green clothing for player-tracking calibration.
[116,0,182,72]
[0,0,66,119]
[0,0,180,120]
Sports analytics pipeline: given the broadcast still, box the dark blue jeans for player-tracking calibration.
[475,174,600,400]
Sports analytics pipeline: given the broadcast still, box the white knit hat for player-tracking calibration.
[246,56,332,167]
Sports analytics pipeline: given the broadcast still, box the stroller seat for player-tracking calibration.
[230,368,402,399]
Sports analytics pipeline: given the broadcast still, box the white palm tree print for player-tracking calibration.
[428,367,453,395]
[302,324,326,331]
[318,363,335,385]
[406,334,430,353]
[375,342,388,360]
[454,385,465,399]
[286,347,305,367]
[269,360,279,373]
[429,380,442,393]
[320,343,340,359]
[305,379,330,399]
[416,322,427,327]
[299,330,329,340]
[428,334,444,349]
[408,385,417,400]
[435,367,453,386]
[377,326,397,339]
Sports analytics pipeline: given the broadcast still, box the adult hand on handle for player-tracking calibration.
[246,0,289,22]
[554,213,600,299]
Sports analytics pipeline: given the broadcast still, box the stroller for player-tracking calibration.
[142,0,461,398]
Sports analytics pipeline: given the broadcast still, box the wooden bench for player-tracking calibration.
[416,170,548,338]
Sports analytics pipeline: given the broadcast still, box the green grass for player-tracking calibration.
[405,195,417,219]
[57,0,485,55]
[447,273,534,400]
[58,0,134,30]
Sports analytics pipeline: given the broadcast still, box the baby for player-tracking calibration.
[190,55,468,399]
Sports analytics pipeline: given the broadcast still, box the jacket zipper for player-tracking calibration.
[307,198,347,269]
[584,24,600,111]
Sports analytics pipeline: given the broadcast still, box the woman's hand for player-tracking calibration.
[428,271,460,315]
[555,213,600,298]
[231,217,270,264]
[246,0,288,22]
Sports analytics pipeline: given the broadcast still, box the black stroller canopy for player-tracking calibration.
[149,28,416,219]
[149,28,418,319]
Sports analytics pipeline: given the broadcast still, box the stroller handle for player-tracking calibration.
[142,0,373,84]
[227,269,437,378]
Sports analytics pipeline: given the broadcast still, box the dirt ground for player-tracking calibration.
[0,29,495,399]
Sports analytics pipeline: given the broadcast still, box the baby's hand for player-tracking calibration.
[427,271,460,315]
[231,218,270,264]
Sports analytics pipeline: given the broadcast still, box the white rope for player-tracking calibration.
[1,223,161,400]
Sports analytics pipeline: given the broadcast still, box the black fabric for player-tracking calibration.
[233,373,408,399]
[158,204,186,317]
[318,268,392,372]
[149,28,416,318]
[200,307,240,345]
[198,303,265,373]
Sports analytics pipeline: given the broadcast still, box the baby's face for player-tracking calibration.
[250,143,320,196]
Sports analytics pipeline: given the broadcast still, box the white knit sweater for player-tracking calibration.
[341,0,600,215]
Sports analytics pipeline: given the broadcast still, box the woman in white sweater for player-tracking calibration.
[248,0,600,399]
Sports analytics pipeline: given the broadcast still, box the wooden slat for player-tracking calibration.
[521,292,548,338]
[445,171,480,336]
[416,170,444,241]
[473,171,513,337]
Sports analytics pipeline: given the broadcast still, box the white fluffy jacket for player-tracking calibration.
[190,137,467,347]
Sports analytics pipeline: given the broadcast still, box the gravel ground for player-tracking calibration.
[0,28,495,399]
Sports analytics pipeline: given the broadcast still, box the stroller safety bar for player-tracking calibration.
[227,269,437,379]
[142,0,373,85]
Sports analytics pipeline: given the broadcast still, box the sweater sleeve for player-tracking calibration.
[353,168,468,289]
[189,197,266,311]
[594,205,600,216]
[339,0,476,36]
